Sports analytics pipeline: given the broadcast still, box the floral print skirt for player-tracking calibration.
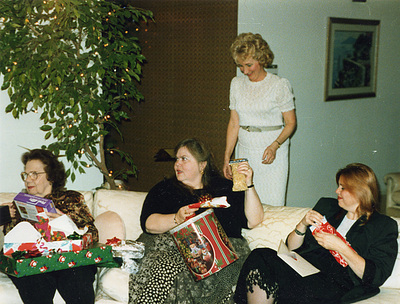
[129,233,251,304]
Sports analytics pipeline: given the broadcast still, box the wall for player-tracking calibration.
[0,76,103,192]
[1,0,399,207]
[238,0,400,207]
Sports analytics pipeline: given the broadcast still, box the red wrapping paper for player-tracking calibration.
[311,217,355,267]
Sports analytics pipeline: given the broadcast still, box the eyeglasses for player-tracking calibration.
[20,171,46,181]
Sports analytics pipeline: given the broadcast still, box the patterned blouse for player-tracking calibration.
[3,190,98,243]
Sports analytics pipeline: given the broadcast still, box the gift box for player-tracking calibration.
[13,192,57,222]
[3,221,92,256]
[0,245,114,277]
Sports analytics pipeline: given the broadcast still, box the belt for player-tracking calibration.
[240,125,283,132]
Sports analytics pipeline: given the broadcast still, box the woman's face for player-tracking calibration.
[336,176,359,216]
[24,159,53,197]
[174,146,206,189]
[236,56,266,82]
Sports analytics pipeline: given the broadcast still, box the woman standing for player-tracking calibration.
[234,163,398,304]
[224,32,296,206]
[129,138,263,304]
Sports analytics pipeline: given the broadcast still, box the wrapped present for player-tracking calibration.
[0,245,114,277]
[106,238,145,274]
[3,221,91,256]
[310,216,355,267]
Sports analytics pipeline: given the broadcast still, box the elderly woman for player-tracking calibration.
[223,32,297,206]
[234,163,398,304]
[129,138,264,304]
[3,149,98,304]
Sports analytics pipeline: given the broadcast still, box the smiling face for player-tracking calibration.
[24,159,53,197]
[336,176,360,218]
[174,146,206,189]
[236,56,266,82]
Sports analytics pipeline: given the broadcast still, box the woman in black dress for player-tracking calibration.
[129,138,264,304]
[234,163,398,304]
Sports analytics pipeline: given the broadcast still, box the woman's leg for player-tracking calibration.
[247,284,275,304]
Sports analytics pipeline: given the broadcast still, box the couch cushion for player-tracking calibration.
[97,268,129,304]
[95,211,126,244]
[93,189,147,241]
[242,205,310,251]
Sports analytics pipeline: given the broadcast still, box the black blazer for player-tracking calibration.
[296,198,398,303]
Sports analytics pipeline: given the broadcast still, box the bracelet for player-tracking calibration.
[274,140,282,148]
[173,213,179,225]
[247,184,254,189]
[294,228,306,236]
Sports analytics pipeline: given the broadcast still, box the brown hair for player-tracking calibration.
[230,32,274,68]
[22,149,66,192]
[336,163,378,220]
[174,138,220,189]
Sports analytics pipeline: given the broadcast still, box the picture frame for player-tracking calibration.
[324,17,380,101]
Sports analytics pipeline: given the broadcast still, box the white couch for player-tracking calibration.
[1,189,400,303]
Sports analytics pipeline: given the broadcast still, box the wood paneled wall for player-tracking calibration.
[107,0,238,191]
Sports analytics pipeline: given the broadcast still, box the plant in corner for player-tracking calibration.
[0,0,153,189]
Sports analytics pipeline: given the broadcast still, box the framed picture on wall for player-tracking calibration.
[324,17,380,101]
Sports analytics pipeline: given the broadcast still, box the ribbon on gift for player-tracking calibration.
[67,232,83,240]
[106,237,122,247]
[311,217,355,267]
[12,249,42,259]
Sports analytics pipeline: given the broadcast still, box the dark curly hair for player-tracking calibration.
[22,149,66,192]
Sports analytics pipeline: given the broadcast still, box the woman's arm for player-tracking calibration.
[314,232,366,278]
[223,110,240,179]
[145,205,199,234]
[262,109,297,164]
[234,161,264,228]
[287,209,323,251]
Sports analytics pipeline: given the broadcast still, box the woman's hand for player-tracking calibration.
[234,161,254,186]
[223,161,233,180]
[313,231,345,251]
[262,142,280,164]
[45,208,64,220]
[175,205,199,225]
[300,210,324,228]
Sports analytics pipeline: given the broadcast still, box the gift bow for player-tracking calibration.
[106,237,122,246]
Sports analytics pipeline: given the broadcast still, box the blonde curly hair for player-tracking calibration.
[230,33,274,68]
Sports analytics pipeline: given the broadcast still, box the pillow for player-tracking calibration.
[95,211,126,244]
[97,268,129,303]
[93,189,147,241]
[242,205,310,251]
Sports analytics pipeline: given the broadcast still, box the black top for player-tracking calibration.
[140,176,249,238]
[296,197,398,301]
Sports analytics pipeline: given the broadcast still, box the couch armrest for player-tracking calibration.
[384,173,400,209]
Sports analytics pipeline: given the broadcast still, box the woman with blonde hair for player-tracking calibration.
[224,32,297,206]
